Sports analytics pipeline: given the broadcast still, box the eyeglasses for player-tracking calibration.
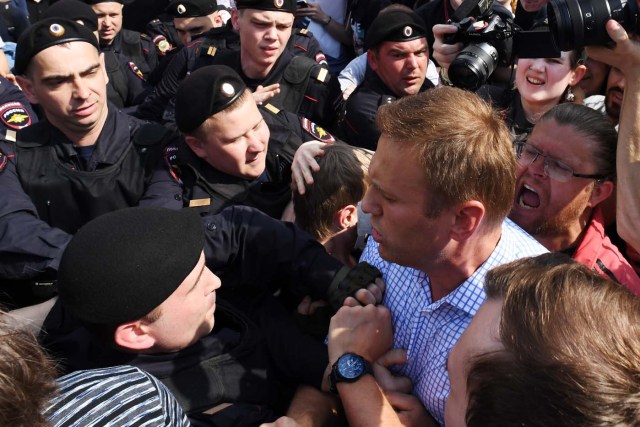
[513,141,609,183]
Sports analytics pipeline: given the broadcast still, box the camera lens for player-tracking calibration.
[448,42,498,91]
[548,0,639,50]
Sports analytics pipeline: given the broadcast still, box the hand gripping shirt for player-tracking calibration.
[360,218,547,425]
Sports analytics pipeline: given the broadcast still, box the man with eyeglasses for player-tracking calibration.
[509,102,640,291]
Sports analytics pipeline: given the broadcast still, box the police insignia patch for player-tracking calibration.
[177,4,186,14]
[403,26,412,37]
[49,23,65,37]
[315,52,327,65]
[301,117,335,143]
[153,35,172,55]
[128,62,145,80]
[275,0,284,8]
[0,102,32,130]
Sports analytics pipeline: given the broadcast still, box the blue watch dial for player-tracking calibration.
[337,353,365,380]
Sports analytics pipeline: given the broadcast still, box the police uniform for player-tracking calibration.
[340,9,434,150]
[0,77,37,132]
[40,205,352,424]
[162,65,336,219]
[0,19,181,305]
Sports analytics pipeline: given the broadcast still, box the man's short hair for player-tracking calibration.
[293,144,372,241]
[465,253,640,426]
[0,311,57,426]
[376,86,515,225]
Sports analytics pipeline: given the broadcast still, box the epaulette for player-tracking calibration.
[310,65,329,84]
[263,103,281,115]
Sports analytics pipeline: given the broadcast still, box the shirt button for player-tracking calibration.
[206,223,216,231]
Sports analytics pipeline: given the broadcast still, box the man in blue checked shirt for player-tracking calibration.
[326,86,547,426]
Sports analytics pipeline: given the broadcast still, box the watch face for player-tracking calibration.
[337,353,365,380]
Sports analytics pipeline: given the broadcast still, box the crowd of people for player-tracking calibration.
[0,0,639,425]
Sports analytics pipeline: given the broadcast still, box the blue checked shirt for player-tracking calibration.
[361,218,547,425]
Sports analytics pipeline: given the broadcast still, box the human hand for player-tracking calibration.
[328,304,393,364]
[432,24,463,71]
[297,295,328,315]
[343,277,386,307]
[373,349,412,394]
[295,3,330,25]
[386,392,438,427]
[253,83,280,105]
[586,20,640,77]
[260,416,302,427]
[291,140,327,194]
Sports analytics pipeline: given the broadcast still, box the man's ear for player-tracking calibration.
[588,180,614,208]
[367,50,379,73]
[334,204,358,230]
[114,321,156,350]
[231,9,240,31]
[184,135,207,159]
[15,75,37,104]
[450,200,485,242]
[212,12,223,27]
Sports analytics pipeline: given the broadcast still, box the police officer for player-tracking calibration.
[0,18,180,306]
[135,0,232,123]
[160,65,336,219]
[198,0,341,130]
[85,0,159,107]
[340,8,434,149]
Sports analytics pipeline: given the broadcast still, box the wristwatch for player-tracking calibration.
[329,352,373,394]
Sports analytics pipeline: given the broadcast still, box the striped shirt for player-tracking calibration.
[361,218,547,425]
[45,365,190,427]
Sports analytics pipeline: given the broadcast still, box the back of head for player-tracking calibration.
[466,253,640,426]
[0,311,57,427]
[294,144,372,241]
[376,86,515,225]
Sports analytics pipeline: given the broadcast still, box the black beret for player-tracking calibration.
[166,0,219,18]
[364,9,427,51]
[176,64,246,133]
[58,207,205,325]
[235,0,296,13]
[43,0,99,32]
[14,18,99,75]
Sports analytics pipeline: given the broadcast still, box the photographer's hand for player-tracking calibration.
[433,24,463,71]
[585,20,640,75]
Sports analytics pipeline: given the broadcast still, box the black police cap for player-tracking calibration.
[82,0,123,4]
[364,9,427,51]
[236,0,296,13]
[14,18,100,75]
[43,0,99,32]
[166,0,219,18]
[176,65,247,133]
[58,207,205,325]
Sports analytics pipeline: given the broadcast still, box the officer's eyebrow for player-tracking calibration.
[40,63,101,84]
[187,262,206,294]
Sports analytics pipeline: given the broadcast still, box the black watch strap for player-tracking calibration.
[329,352,373,395]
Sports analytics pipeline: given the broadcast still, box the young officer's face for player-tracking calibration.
[189,95,270,179]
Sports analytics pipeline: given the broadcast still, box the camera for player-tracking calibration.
[444,0,560,90]
[547,0,639,50]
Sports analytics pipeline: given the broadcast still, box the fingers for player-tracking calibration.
[352,288,377,306]
[377,348,408,367]
[297,295,312,315]
[342,296,360,307]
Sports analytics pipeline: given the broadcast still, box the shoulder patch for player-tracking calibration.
[0,102,32,130]
[153,35,173,55]
[315,52,327,66]
[128,62,145,80]
[301,117,335,143]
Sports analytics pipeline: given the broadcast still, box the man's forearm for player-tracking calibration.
[337,376,404,427]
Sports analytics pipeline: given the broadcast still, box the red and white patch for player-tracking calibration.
[301,117,335,142]
[153,35,172,55]
[128,62,145,80]
[0,102,32,130]
[315,52,327,65]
